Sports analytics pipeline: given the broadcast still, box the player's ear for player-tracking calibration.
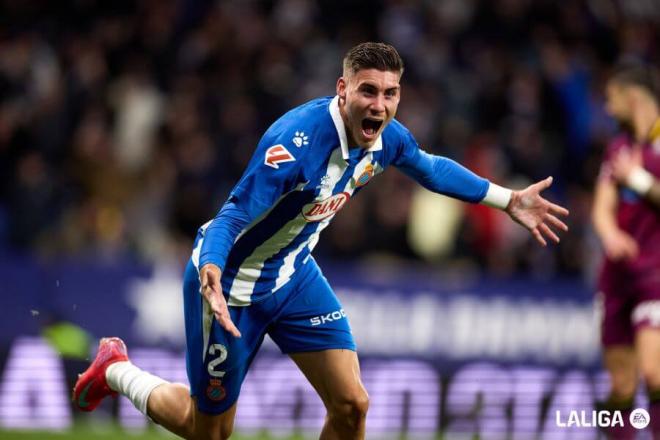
[336,77,347,100]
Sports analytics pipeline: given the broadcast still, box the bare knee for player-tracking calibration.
[327,389,370,430]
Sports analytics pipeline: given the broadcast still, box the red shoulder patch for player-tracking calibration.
[265,144,296,169]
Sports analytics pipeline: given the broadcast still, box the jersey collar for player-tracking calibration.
[329,95,383,160]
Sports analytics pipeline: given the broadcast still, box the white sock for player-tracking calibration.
[106,361,168,415]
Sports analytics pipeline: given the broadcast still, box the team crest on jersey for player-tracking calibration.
[265,144,296,169]
[206,379,226,402]
[302,192,350,222]
[355,163,375,187]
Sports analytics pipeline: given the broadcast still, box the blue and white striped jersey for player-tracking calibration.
[193,96,490,306]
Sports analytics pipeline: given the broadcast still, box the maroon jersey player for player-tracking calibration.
[593,64,660,439]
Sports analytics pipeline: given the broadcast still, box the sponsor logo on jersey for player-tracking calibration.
[265,144,295,169]
[302,192,350,222]
[206,378,226,402]
[310,309,347,326]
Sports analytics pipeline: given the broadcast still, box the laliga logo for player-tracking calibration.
[302,192,350,222]
[555,408,649,429]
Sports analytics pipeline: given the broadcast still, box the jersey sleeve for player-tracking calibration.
[199,200,251,271]
[393,129,489,203]
[198,126,308,271]
[229,127,307,219]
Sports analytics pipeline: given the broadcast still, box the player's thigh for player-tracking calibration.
[603,345,638,398]
[268,261,364,409]
[290,349,368,412]
[267,260,356,354]
[597,286,635,347]
[630,271,660,386]
[182,259,266,415]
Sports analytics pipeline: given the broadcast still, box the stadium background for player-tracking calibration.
[0,0,658,438]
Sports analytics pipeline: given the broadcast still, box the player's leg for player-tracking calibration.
[147,386,237,440]
[106,359,238,439]
[74,336,237,439]
[595,288,638,439]
[633,301,660,436]
[74,257,265,440]
[177,257,267,439]
[603,346,638,402]
[291,349,368,440]
[598,348,638,440]
[266,259,365,439]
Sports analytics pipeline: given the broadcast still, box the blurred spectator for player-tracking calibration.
[1,0,658,278]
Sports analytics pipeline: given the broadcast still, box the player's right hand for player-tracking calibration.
[200,263,242,338]
[602,229,639,262]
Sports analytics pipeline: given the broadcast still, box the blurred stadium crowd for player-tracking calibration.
[1,0,658,277]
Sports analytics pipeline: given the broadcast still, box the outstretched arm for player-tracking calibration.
[503,176,569,246]
[396,146,569,246]
[198,200,252,338]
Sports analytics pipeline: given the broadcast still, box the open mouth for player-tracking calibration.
[361,118,383,138]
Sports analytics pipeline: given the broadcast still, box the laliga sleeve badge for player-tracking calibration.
[206,379,226,401]
[265,144,296,169]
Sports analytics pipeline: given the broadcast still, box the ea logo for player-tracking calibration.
[630,408,650,429]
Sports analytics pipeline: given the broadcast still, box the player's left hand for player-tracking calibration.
[505,176,569,246]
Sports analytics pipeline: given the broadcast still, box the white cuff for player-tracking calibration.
[481,182,512,210]
[627,167,654,195]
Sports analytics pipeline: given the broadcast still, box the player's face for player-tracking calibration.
[337,68,401,148]
[605,82,631,123]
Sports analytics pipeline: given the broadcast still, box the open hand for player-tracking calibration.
[200,264,241,338]
[505,176,569,246]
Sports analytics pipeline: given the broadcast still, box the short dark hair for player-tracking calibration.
[609,63,660,102]
[342,42,404,76]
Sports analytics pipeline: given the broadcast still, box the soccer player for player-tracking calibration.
[73,42,568,440]
[593,64,660,438]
